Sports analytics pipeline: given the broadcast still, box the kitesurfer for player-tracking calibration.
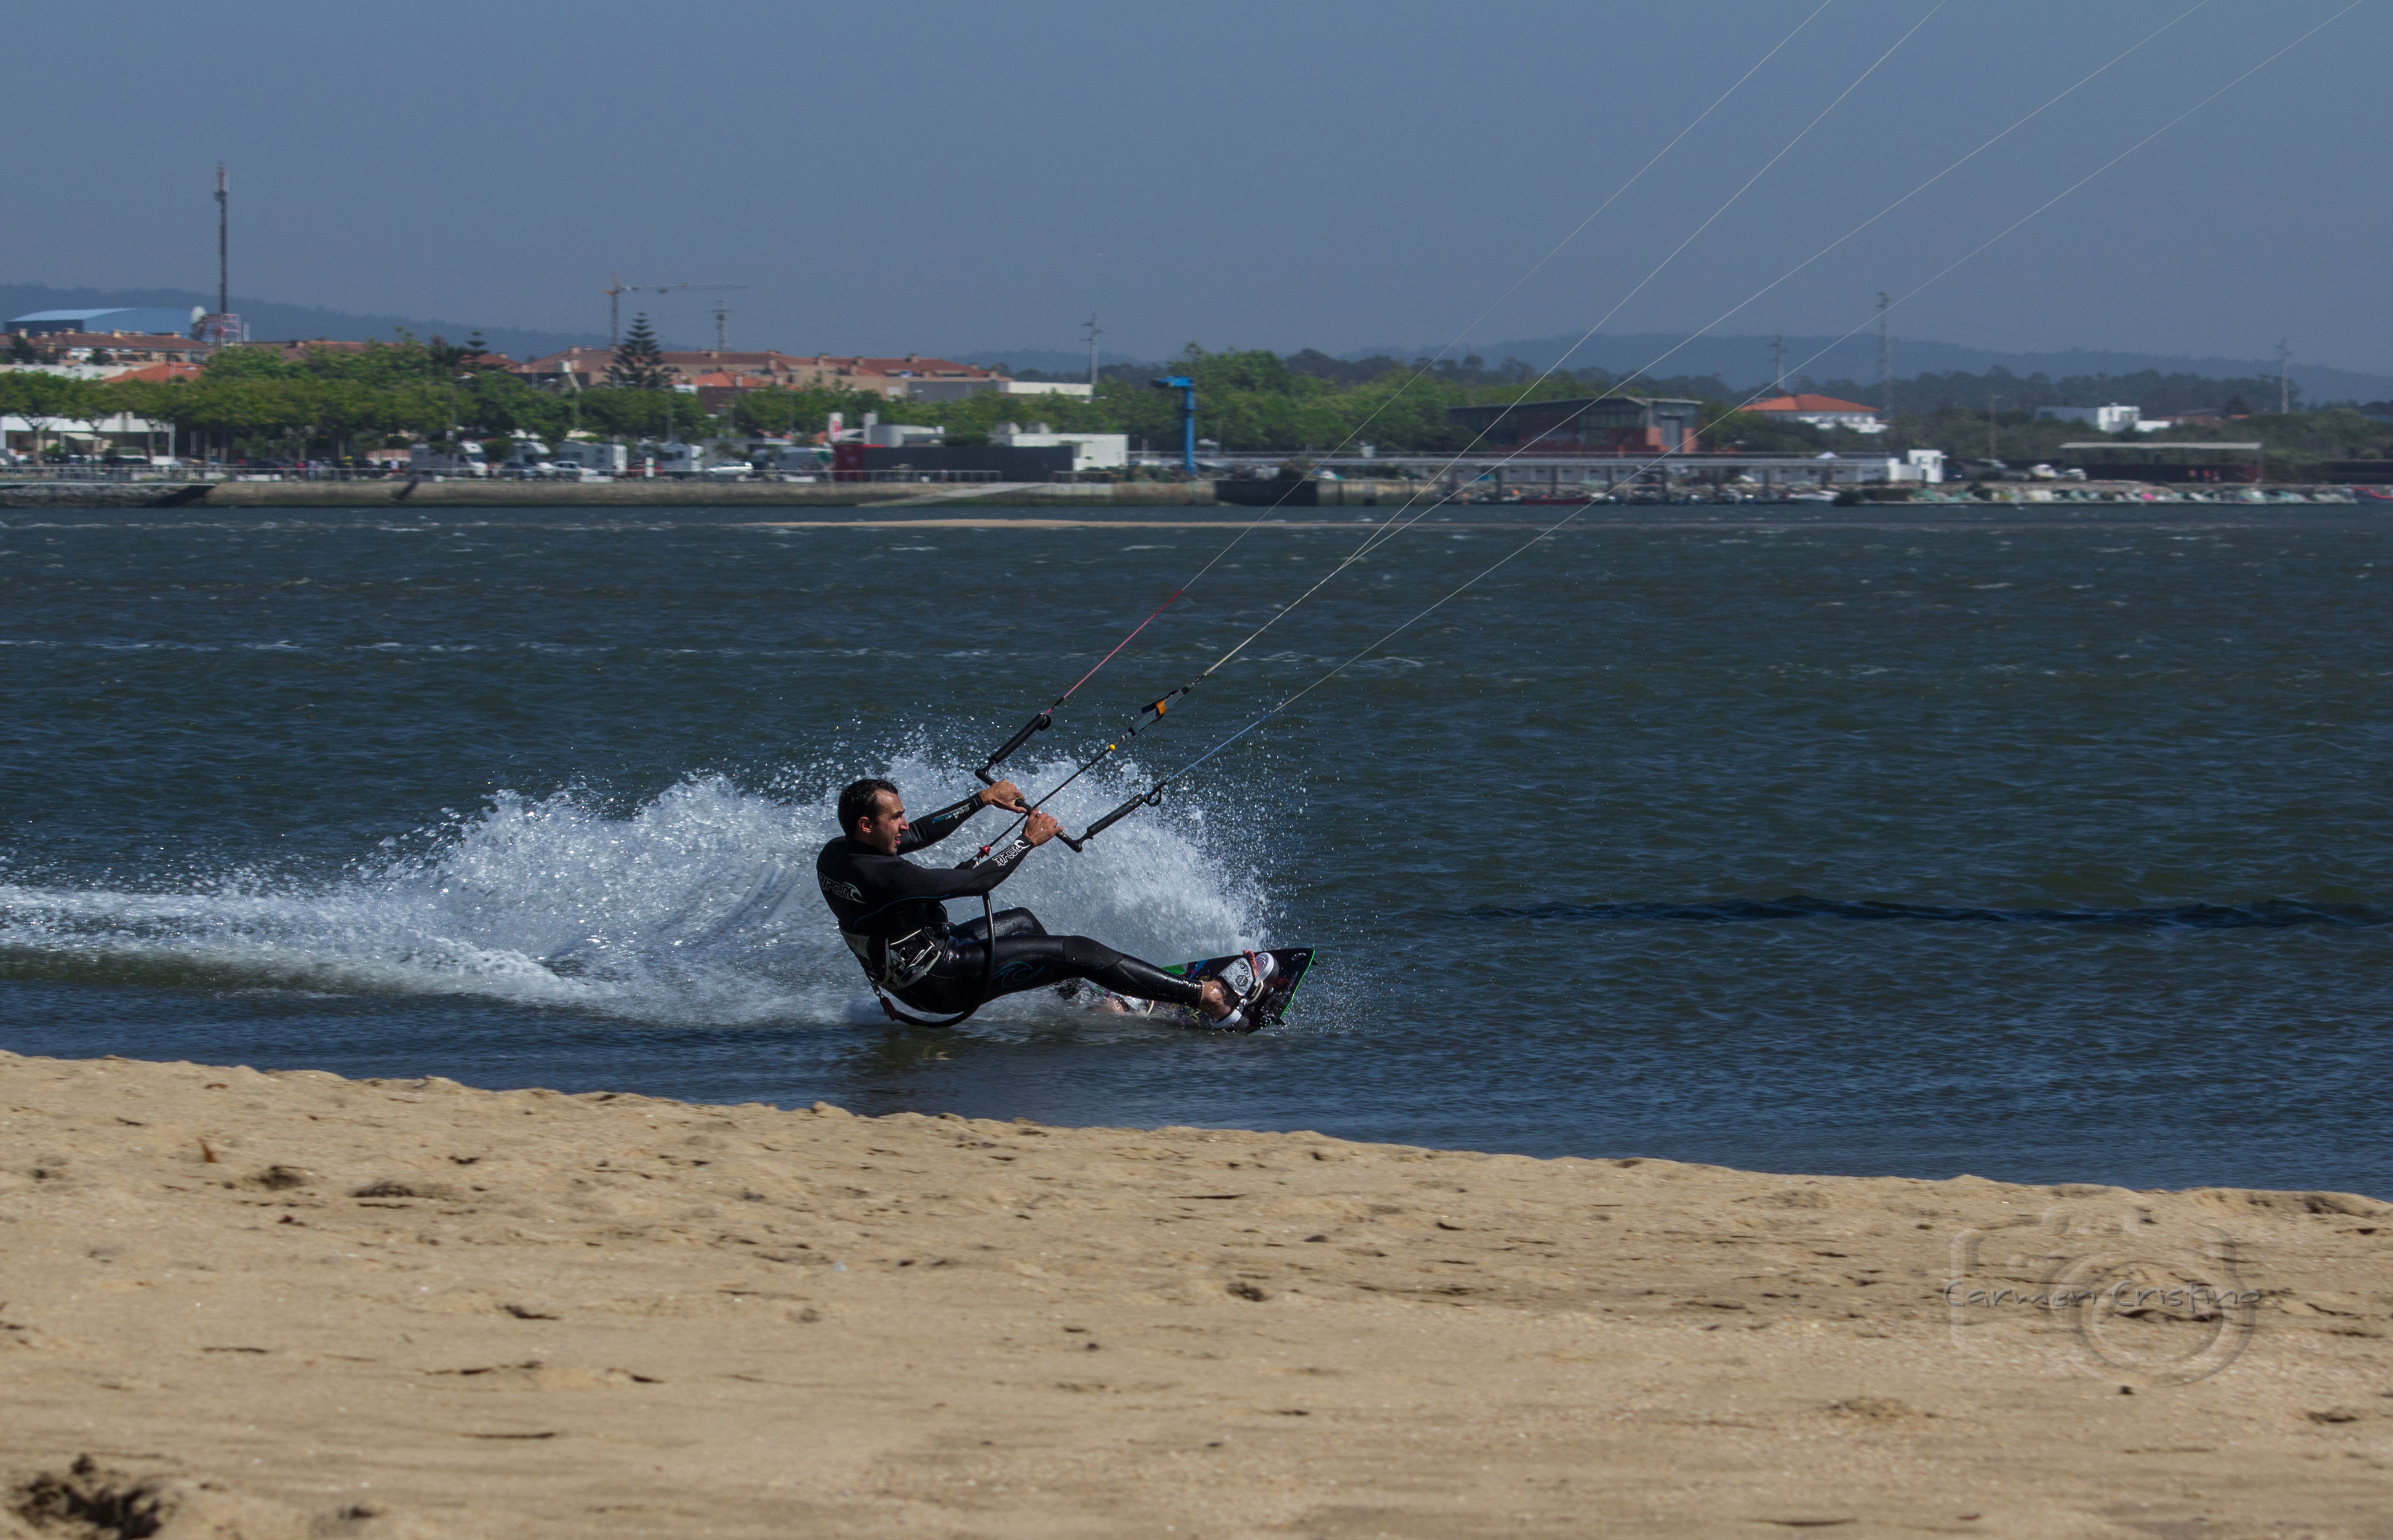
[817,777,1242,1022]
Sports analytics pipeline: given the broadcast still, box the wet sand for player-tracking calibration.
[2,1049,2388,1538]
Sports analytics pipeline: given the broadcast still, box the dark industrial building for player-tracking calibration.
[1445,395,1701,455]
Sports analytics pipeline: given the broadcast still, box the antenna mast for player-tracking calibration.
[216,165,229,317]
[1083,312,1102,387]
[199,165,244,345]
[2276,339,2292,414]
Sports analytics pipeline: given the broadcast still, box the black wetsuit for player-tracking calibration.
[815,793,1206,1016]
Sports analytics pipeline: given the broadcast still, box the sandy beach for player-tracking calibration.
[2,1048,2387,1538]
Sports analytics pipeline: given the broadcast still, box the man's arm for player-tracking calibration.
[853,805,1059,914]
[896,793,981,854]
[898,780,1031,854]
[853,836,1035,906]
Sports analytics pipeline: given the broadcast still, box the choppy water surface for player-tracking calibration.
[3,506,2387,1193]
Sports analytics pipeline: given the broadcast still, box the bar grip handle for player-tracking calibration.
[1059,787,1163,853]
[976,710,1053,785]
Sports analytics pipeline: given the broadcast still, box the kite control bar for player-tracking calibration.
[973,709,1053,786]
[972,581,1192,786]
[1057,783,1164,853]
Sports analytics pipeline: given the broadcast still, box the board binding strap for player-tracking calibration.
[1167,947,1315,1034]
[1066,947,1314,1033]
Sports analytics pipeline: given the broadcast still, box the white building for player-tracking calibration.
[1890,448,1945,483]
[990,421,1127,470]
[2,411,174,461]
[1747,393,1887,433]
[864,421,947,448]
[2035,403,2149,433]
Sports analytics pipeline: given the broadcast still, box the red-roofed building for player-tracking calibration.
[1746,393,1886,434]
[104,361,208,384]
[511,348,1006,400]
[688,370,784,413]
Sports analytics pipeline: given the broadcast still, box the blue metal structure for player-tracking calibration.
[1151,375,1196,478]
[9,307,206,338]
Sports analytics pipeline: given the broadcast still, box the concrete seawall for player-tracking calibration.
[0,478,1233,511]
[0,478,1446,511]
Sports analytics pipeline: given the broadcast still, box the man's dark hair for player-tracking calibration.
[837,777,899,837]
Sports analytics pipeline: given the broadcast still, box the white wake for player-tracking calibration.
[0,751,1271,1027]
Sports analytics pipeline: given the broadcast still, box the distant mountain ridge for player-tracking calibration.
[15,280,2384,403]
[1349,332,2393,404]
[0,283,603,364]
[973,333,2393,403]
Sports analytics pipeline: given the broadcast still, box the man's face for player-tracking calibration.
[854,789,908,854]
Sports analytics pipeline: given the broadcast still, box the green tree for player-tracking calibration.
[727,384,906,438]
[609,315,672,390]
[0,371,109,459]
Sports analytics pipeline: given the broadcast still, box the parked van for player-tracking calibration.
[550,440,629,475]
[407,442,487,476]
[651,441,704,475]
[495,437,553,475]
[766,444,829,480]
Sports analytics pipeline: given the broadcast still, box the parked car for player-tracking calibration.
[701,462,752,480]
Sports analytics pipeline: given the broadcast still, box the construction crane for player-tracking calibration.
[602,275,747,347]
[1151,375,1197,478]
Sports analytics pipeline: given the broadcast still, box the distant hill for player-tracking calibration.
[19,281,2383,404]
[1353,332,2393,405]
[0,282,602,363]
[969,333,2393,404]
[958,349,1143,380]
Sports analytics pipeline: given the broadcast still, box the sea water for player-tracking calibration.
[3,505,2387,1193]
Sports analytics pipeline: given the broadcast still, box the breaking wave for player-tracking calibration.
[0,752,1270,1026]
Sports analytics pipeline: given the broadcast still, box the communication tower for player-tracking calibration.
[197,164,246,345]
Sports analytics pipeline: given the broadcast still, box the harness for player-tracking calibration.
[845,888,998,1030]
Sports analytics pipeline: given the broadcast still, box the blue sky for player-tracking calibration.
[7,1,2384,369]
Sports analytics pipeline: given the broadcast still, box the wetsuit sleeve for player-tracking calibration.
[898,793,982,854]
[857,836,1036,902]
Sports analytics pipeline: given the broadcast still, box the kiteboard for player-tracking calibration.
[1072,946,1315,1034]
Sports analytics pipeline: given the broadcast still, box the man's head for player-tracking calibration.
[837,777,907,854]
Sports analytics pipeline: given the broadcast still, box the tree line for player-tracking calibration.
[5,333,2388,468]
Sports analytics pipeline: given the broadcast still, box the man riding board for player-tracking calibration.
[817,777,1248,1024]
